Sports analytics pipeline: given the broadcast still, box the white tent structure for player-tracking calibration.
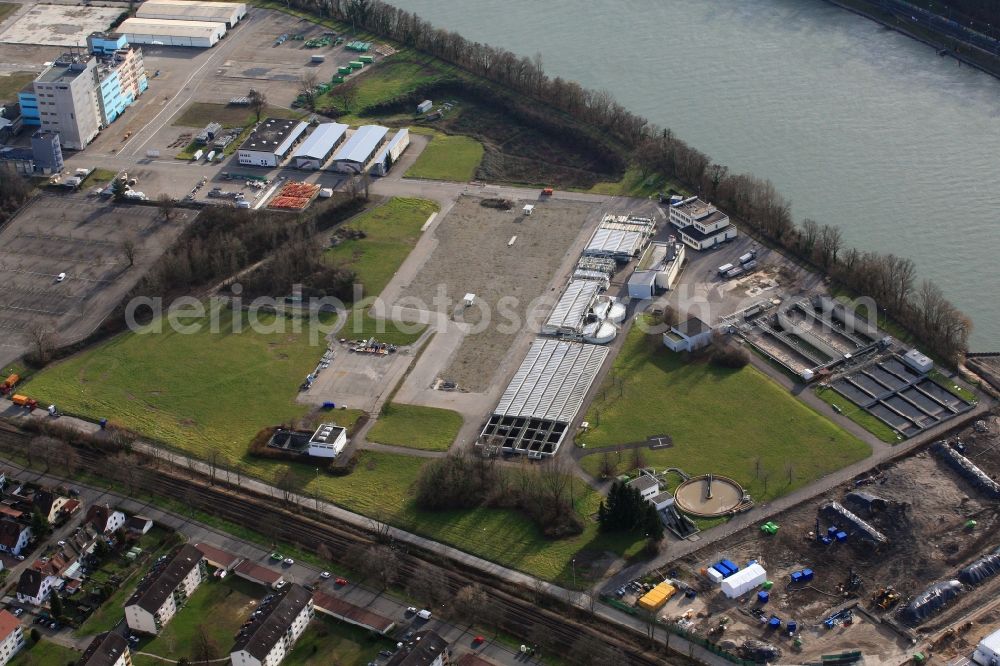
[720,563,767,599]
[974,627,1000,666]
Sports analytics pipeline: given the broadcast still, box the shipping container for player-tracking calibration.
[348,61,364,69]
[359,55,374,63]
[717,263,735,275]
[338,66,352,74]
[739,252,756,265]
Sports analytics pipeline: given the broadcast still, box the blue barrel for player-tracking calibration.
[99,418,108,429]
[787,621,798,634]
[322,401,336,410]
[768,616,781,629]
[757,591,769,603]
[685,589,696,598]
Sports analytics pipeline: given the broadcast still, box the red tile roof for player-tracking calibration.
[313,591,394,633]
[233,560,283,585]
[0,610,21,642]
[194,543,242,569]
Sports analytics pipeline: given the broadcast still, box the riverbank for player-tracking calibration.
[822,0,1000,80]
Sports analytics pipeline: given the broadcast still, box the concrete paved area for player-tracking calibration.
[0,4,121,46]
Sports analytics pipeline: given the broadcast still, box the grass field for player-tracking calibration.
[815,386,900,443]
[26,311,321,462]
[173,102,302,129]
[9,639,79,666]
[325,197,438,303]
[337,309,426,346]
[586,167,688,198]
[578,321,871,502]
[0,71,34,104]
[284,616,395,666]
[133,577,262,666]
[367,403,463,451]
[316,58,449,120]
[406,133,483,182]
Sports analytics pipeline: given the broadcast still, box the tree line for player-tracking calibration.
[287,0,972,361]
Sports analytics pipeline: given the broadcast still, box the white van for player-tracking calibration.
[416,609,432,620]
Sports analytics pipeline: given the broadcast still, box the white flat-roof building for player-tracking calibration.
[627,241,685,300]
[370,128,410,176]
[974,627,1000,666]
[330,125,388,173]
[117,17,227,47]
[291,122,348,170]
[668,197,737,251]
[238,118,308,167]
[903,348,933,374]
[480,339,609,456]
[308,423,347,458]
[663,317,714,353]
[136,0,247,28]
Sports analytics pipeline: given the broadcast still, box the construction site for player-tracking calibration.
[635,415,1000,664]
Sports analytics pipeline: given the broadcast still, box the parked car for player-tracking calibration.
[417,609,432,620]
[303,584,315,592]
[11,608,22,617]
[269,552,283,561]
[319,571,331,579]
[57,540,66,547]
[273,581,287,590]
[283,558,294,566]
[55,272,66,283]
[405,607,416,615]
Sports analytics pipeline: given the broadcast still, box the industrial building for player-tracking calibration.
[583,213,655,262]
[668,196,737,250]
[136,0,247,28]
[573,255,617,290]
[30,130,64,174]
[307,423,347,458]
[117,17,227,48]
[125,544,206,635]
[230,584,314,666]
[974,627,1000,666]
[17,34,147,148]
[480,339,609,456]
[370,128,410,176]
[541,279,625,344]
[237,117,309,167]
[291,122,348,169]
[663,317,714,352]
[627,241,685,300]
[330,124,388,173]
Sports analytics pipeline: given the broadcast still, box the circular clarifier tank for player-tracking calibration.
[673,474,746,518]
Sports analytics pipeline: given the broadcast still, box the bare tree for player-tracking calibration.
[248,89,267,124]
[316,542,333,563]
[156,194,177,222]
[336,86,357,114]
[406,564,450,608]
[453,584,490,627]
[299,70,320,110]
[121,238,138,268]
[192,624,220,661]
[27,325,55,364]
[347,543,399,590]
[276,468,296,502]
[599,451,615,479]
[207,449,221,485]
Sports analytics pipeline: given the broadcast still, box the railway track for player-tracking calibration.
[0,422,688,665]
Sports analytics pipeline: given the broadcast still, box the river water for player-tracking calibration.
[392,0,1000,349]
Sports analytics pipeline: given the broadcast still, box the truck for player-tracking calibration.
[0,374,18,395]
[206,150,216,163]
[541,187,554,196]
[717,263,735,276]
[192,149,204,162]
[739,251,757,265]
[10,394,38,410]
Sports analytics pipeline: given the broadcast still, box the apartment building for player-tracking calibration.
[125,544,206,634]
[0,611,25,665]
[230,584,314,666]
[79,632,133,666]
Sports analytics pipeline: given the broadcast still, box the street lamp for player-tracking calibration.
[571,558,577,590]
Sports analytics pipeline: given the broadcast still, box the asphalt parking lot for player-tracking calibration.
[0,194,193,368]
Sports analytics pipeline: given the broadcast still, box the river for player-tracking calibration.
[391,0,1000,349]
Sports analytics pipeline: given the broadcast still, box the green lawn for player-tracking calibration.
[25,310,321,462]
[284,616,395,666]
[325,197,438,302]
[0,71,34,104]
[815,386,901,444]
[578,322,871,502]
[405,133,483,182]
[9,639,78,666]
[585,167,688,198]
[367,403,463,451]
[315,59,448,119]
[133,577,263,666]
[336,308,426,346]
[928,369,977,403]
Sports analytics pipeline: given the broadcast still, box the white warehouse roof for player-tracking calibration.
[333,125,388,164]
[372,128,409,164]
[494,339,609,423]
[584,227,645,258]
[118,17,227,39]
[137,0,246,23]
[292,122,348,160]
[544,280,601,334]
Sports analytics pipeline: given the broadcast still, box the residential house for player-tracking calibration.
[0,610,25,665]
[662,317,713,353]
[125,544,206,634]
[32,490,73,524]
[125,516,153,536]
[0,519,30,556]
[79,631,132,666]
[386,630,450,666]
[230,584,314,666]
[17,550,79,606]
[16,569,53,606]
[84,504,126,535]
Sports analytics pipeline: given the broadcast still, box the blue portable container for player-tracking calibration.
[322,401,336,409]
[790,571,803,583]
[836,531,848,542]
[821,536,833,545]
[721,559,739,574]
[827,525,839,536]
[768,616,781,629]
[757,591,769,603]
[802,568,814,581]
[787,621,798,634]
[715,561,734,576]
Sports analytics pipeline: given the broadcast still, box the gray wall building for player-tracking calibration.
[31,130,64,174]
[31,54,102,150]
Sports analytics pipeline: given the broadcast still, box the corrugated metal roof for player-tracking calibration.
[544,280,600,333]
[136,0,245,22]
[332,125,388,164]
[372,128,408,163]
[274,121,308,157]
[493,339,609,423]
[584,227,644,257]
[292,122,348,160]
[119,17,227,38]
